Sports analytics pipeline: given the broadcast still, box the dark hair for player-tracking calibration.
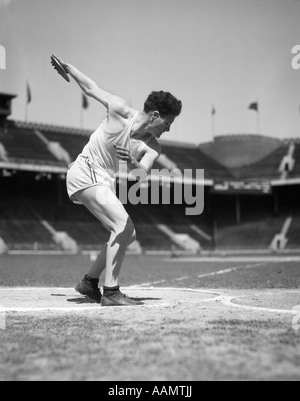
[144,91,182,117]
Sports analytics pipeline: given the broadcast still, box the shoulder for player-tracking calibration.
[106,99,138,132]
[108,96,136,119]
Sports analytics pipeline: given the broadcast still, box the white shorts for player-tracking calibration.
[67,155,116,204]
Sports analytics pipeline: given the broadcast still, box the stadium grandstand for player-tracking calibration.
[0,92,299,254]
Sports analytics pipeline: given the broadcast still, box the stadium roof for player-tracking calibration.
[200,134,287,169]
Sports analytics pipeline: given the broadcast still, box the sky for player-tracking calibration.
[0,0,300,145]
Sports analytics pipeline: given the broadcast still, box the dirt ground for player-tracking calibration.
[0,255,300,381]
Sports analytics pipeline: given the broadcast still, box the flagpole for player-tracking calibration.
[80,104,84,129]
[26,81,30,123]
[81,94,89,129]
[249,101,260,134]
[256,98,260,134]
[211,106,216,140]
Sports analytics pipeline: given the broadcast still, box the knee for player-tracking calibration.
[114,219,136,244]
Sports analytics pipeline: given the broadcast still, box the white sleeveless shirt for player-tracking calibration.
[81,110,154,178]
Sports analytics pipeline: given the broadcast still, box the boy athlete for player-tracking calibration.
[57,57,182,306]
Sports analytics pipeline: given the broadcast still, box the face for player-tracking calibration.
[150,112,176,139]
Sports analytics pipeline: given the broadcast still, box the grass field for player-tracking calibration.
[0,253,300,381]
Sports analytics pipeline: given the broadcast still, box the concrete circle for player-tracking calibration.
[0,287,221,312]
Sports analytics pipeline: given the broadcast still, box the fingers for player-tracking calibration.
[114,145,131,161]
[116,152,130,161]
[114,145,129,155]
[52,54,67,69]
[113,145,127,151]
[116,149,129,157]
[55,55,65,64]
[116,155,129,161]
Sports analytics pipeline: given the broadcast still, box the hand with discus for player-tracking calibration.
[51,54,70,82]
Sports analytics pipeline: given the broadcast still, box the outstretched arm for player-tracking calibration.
[56,56,128,115]
[65,63,110,107]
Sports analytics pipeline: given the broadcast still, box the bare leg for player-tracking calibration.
[87,243,108,280]
[75,185,136,288]
[104,224,135,287]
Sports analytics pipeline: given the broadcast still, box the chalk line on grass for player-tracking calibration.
[196,262,266,279]
[164,256,300,263]
[134,262,267,287]
[219,291,300,315]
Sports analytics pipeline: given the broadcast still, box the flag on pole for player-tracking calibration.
[249,102,258,112]
[82,94,89,110]
[80,94,89,128]
[249,101,260,133]
[25,81,31,122]
[211,105,216,139]
[26,81,32,104]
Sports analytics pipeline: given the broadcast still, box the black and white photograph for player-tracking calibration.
[0,0,300,383]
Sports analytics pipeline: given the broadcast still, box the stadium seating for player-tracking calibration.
[52,221,109,249]
[158,142,233,181]
[286,215,300,249]
[0,221,58,251]
[16,179,111,250]
[0,125,60,164]
[230,145,290,180]
[1,119,300,252]
[150,203,213,249]
[1,175,175,251]
[0,186,57,250]
[215,218,285,250]
[290,143,300,178]
[124,203,182,250]
[41,129,89,162]
[211,193,288,249]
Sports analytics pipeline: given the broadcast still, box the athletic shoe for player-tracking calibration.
[75,275,102,304]
[101,291,144,307]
